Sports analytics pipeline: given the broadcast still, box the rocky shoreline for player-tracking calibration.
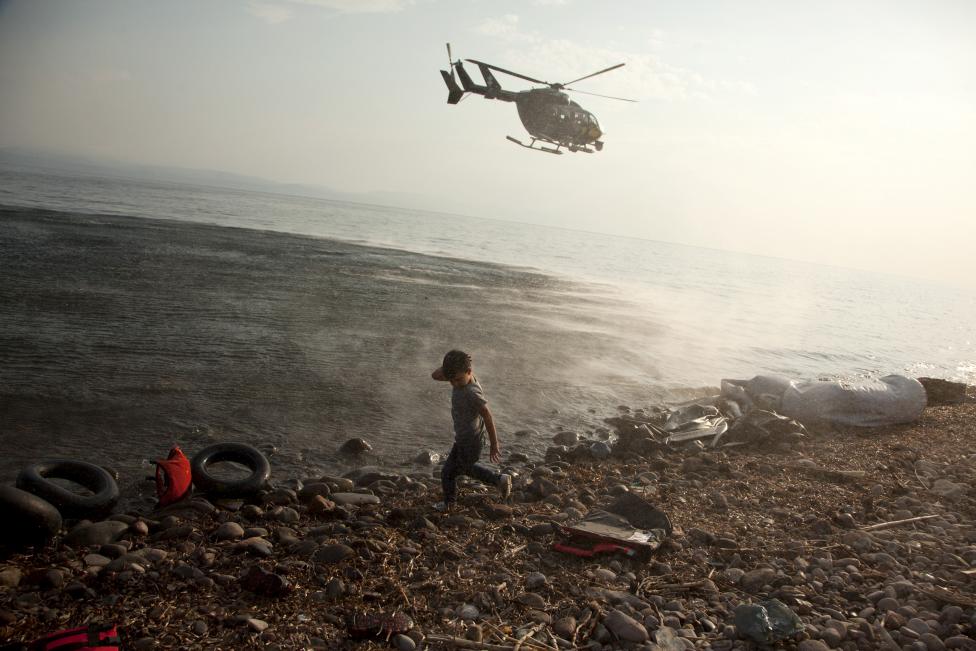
[2,388,975,650]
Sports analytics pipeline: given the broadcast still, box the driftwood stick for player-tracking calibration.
[481,623,554,651]
[784,463,867,480]
[513,623,549,651]
[919,585,976,607]
[861,514,939,531]
[426,635,526,651]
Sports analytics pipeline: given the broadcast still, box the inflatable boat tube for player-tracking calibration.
[0,485,63,547]
[16,460,120,520]
[191,442,270,497]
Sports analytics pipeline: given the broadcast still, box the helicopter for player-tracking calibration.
[439,43,636,155]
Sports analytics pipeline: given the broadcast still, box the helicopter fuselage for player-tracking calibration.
[514,89,602,149]
[442,59,606,152]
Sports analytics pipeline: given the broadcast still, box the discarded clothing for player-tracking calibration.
[718,409,806,447]
[347,611,413,639]
[606,492,673,535]
[555,497,670,559]
[662,404,728,445]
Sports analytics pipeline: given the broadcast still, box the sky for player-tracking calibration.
[1,0,974,287]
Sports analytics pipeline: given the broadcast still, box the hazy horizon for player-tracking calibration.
[1,0,974,287]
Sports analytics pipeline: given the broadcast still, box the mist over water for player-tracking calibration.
[1,168,974,485]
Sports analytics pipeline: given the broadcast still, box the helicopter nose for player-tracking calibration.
[588,127,602,140]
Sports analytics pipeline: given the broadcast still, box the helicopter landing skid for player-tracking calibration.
[506,136,563,155]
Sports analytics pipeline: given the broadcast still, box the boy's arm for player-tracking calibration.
[480,404,501,463]
[431,367,446,381]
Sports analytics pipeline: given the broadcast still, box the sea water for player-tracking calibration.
[1,167,973,484]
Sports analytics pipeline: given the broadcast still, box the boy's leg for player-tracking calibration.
[468,461,501,487]
[455,437,505,493]
[440,443,462,505]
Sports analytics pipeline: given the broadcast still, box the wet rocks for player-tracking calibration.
[590,441,612,460]
[297,482,331,502]
[330,493,381,507]
[552,431,579,446]
[603,609,648,643]
[239,565,291,597]
[338,438,372,455]
[64,520,129,548]
[553,616,576,639]
[313,543,354,564]
[235,537,273,557]
[0,568,22,588]
[740,567,777,592]
[413,451,440,465]
[345,466,399,487]
[306,495,337,516]
[517,592,546,609]
[214,521,245,541]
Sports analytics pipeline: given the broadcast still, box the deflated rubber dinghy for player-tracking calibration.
[0,485,62,547]
[722,374,927,427]
[190,442,271,497]
[780,375,927,427]
[16,459,119,520]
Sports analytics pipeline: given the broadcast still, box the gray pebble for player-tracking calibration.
[525,572,547,590]
[393,633,416,651]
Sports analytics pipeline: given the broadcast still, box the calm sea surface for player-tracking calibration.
[1,167,973,490]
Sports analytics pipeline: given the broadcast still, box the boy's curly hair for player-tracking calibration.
[441,350,472,379]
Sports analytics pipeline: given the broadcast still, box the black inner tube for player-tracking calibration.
[15,459,119,520]
[191,443,271,497]
[0,485,63,546]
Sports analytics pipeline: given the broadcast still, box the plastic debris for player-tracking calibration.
[733,599,803,644]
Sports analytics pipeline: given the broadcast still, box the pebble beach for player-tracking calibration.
[1,387,974,650]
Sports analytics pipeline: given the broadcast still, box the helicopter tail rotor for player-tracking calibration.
[441,42,464,104]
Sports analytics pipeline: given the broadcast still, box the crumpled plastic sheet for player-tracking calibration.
[732,599,803,644]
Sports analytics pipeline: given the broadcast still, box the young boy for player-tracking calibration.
[431,349,511,511]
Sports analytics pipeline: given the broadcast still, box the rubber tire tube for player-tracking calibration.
[0,485,62,547]
[190,442,271,497]
[15,459,120,520]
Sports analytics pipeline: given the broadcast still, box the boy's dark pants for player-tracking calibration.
[441,436,500,504]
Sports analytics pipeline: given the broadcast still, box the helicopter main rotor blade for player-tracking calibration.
[446,43,456,80]
[560,62,626,87]
[465,59,549,86]
[564,87,638,103]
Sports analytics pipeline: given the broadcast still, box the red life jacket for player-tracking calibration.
[29,624,121,650]
[154,445,192,506]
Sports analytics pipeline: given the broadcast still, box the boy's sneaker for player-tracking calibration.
[498,473,512,500]
[433,501,452,512]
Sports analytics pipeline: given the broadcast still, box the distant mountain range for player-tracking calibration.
[0,147,473,218]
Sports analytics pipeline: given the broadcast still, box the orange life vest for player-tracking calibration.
[154,446,192,506]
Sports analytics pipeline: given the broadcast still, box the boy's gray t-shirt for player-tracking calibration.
[452,377,487,442]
